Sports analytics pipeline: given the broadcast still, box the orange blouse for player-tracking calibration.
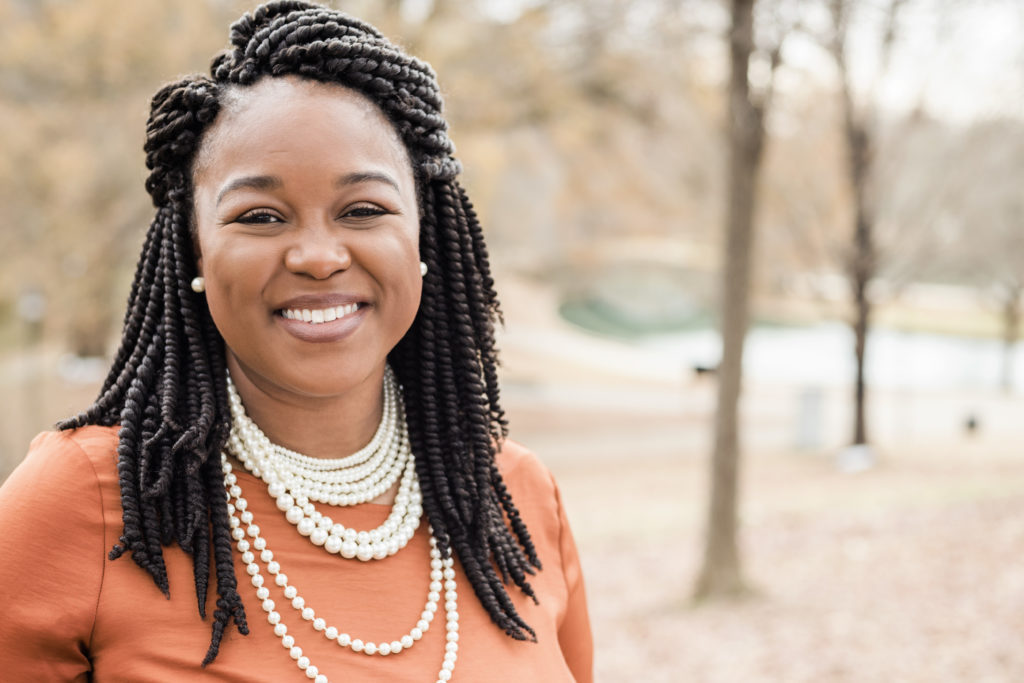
[0,426,592,682]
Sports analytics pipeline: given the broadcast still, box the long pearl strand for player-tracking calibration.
[226,367,422,562]
[222,457,460,683]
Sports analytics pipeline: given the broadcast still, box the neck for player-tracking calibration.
[225,354,386,460]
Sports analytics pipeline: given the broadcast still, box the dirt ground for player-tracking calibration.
[507,396,1024,683]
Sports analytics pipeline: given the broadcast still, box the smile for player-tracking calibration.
[280,303,361,324]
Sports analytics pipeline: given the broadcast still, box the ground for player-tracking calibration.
[531,416,1024,682]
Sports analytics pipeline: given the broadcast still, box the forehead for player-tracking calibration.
[193,77,411,182]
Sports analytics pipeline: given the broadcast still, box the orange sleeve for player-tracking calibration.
[553,477,594,683]
[0,431,105,681]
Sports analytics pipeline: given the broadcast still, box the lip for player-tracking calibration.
[273,294,370,344]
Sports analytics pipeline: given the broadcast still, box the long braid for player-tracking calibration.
[63,0,541,663]
[58,74,245,660]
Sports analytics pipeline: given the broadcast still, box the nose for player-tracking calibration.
[283,223,352,279]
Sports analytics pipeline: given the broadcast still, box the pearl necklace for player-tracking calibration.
[222,457,460,683]
[220,365,459,682]
[226,368,422,561]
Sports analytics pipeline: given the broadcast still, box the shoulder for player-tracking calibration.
[1,425,119,507]
[494,438,558,504]
[0,425,118,676]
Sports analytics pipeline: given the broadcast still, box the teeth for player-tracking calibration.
[281,304,360,324]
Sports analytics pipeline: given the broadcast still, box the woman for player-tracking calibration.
[0,2,592,681]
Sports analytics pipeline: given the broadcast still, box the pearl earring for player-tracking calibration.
[191,276,206,293]
[419,262,428,277]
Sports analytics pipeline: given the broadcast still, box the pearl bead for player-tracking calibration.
[324,626,338,640]
[363,642,377,655]
[290,646,302,660]
[282,635,295,649]
[351,639,364,653]
[305,665,318,679]
[315,676,327,683]
[337,633,351,647]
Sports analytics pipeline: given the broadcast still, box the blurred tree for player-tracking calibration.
[694,0,785,601]
[0,0,246,356]
[827,0,904,447]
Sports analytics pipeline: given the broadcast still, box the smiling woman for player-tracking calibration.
[0,2,592,682]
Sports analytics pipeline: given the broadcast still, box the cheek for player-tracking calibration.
[199,238,273,330]
[377,228,423,327]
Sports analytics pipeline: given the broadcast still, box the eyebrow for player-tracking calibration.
[336,171,401,193]
[216,175,283,206]
[215,171,402,206]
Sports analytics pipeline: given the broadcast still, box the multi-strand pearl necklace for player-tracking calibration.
[222,368,459,683]
[226,367,423,562]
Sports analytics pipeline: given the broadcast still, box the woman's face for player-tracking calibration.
[192,77,421,402]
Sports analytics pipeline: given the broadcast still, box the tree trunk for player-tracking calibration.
[850,194,873,446]
[1001,285,1021,393]
[694,0,764,601]
[832,0,876,447]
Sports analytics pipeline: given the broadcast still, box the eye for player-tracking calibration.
[235,210,282,225]
[342,203,390,221]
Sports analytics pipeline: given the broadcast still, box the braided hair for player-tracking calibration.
[60,0,540,665]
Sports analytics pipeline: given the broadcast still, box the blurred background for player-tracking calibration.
[2,0,1023,680]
